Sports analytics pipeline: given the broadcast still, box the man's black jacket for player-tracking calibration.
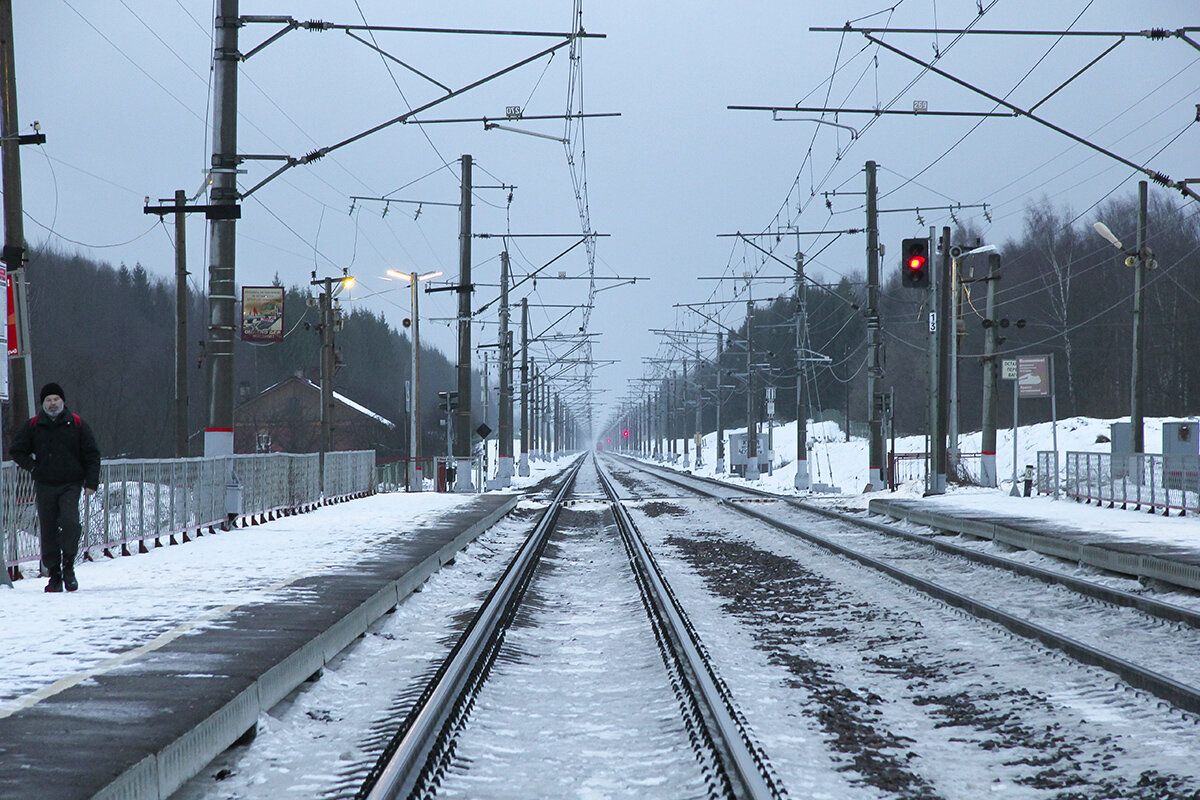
[10,407,102,489]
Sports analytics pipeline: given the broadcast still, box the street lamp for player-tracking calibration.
[1095,181,1155,454]
[388,269,443,491]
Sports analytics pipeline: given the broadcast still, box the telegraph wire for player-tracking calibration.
[60,0,206,125]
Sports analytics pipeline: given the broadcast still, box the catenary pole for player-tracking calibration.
[745,300,759,480]
[794,251,811,490]
[1,0,34,422]
[980,253,1000,487]
[930,225,952,494]
[715,332,725,472]
[206,1,239,459]
[694,346,703,468]
[865,161,884,490]
[204,0,242,521]
[496,250,514,484]
[174,190,189,458]
[1132,180,1147,454]
[454,155,474,490]
[518,297,530,476]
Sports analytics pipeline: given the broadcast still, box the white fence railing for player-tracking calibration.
[1044,450,1200,515]
[2,450,376,579]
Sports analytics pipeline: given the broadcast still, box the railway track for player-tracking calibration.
[606,454,1200,716]
[355,455,785,799]
[175,454,1200,799]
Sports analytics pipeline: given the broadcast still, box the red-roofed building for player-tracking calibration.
[234,376,399,459]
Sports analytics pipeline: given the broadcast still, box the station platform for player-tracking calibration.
[0,491,519,800]
[867,493,1200,592]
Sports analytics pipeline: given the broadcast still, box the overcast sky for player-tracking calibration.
[13,1,1199,431]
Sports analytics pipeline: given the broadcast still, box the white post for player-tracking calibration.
[1010,376,1021,496]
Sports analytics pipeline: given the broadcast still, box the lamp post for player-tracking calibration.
[1095,181,1155,454]
[389,269,443,491]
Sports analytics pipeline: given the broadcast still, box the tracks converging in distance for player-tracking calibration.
[355,455,785,800]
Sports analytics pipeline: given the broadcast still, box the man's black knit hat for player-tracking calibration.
[39,382,65,403]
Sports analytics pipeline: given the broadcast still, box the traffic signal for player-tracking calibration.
[622,430,630,438]
[901,237,930,289]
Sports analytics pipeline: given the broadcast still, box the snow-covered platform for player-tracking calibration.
[0,492,518,800]
[868,493,1200,592]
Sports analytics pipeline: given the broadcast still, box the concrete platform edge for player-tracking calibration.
[868,498,1200,592]
[91,494,520,800]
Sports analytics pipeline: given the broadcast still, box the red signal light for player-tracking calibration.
[901,238,930,289]
[622,430,630,437]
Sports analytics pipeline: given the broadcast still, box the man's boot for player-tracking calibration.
[45,565,63,593]
[63,563,78,593]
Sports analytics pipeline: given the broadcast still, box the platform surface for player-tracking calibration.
[0,491,519,800]
[868,490,1200,589]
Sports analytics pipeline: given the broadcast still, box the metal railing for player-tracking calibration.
[3,450,376,578]
[1050,450,1200,515]
[888,452,984,490]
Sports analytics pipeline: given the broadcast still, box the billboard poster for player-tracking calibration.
[1,267,7,399]
[5,267,15,357]
[241,286,284,343]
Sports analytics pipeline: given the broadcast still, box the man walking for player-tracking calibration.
[10,383,101,592]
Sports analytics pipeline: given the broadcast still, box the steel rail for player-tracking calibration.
[594,458,785,800]
[615,454,1200,627]
[358,455,586,800]
[606,455,1200,716]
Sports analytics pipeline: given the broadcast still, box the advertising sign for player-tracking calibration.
[0,267,7,399]
[5,268,15,357]
[241,286,284,343]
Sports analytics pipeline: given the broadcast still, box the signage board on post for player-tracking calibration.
[1017,355,1051,399]
[0,266,7,400]
[5,267,15,358]
[728,432,771,468]
[241,286,285,343]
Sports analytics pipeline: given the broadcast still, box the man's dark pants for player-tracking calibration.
[36,482,83,577]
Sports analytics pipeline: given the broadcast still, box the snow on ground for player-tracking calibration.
[634,415,1200,553]
[4,417,1200,710]
[0,458,567,711]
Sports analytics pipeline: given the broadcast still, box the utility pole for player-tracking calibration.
[454,155,474,491]
[865,160,884,491]
[205,0,241,469]
[682,360,690,468]
[1,0,36,421]
[980,253,1001,487]
[745,299,759,480]
[930,225,952,495]
[496,250,514,485]
[311,274,346,493]
[1132,180,1148,454]
[519,297,530,476]
[715,332,725,473]
[794,251,810,490]
[694,346,703,468]
[173,190,189,457]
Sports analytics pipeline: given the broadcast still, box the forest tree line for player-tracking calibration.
[656,188,1200,443]
[4,246,483,459]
